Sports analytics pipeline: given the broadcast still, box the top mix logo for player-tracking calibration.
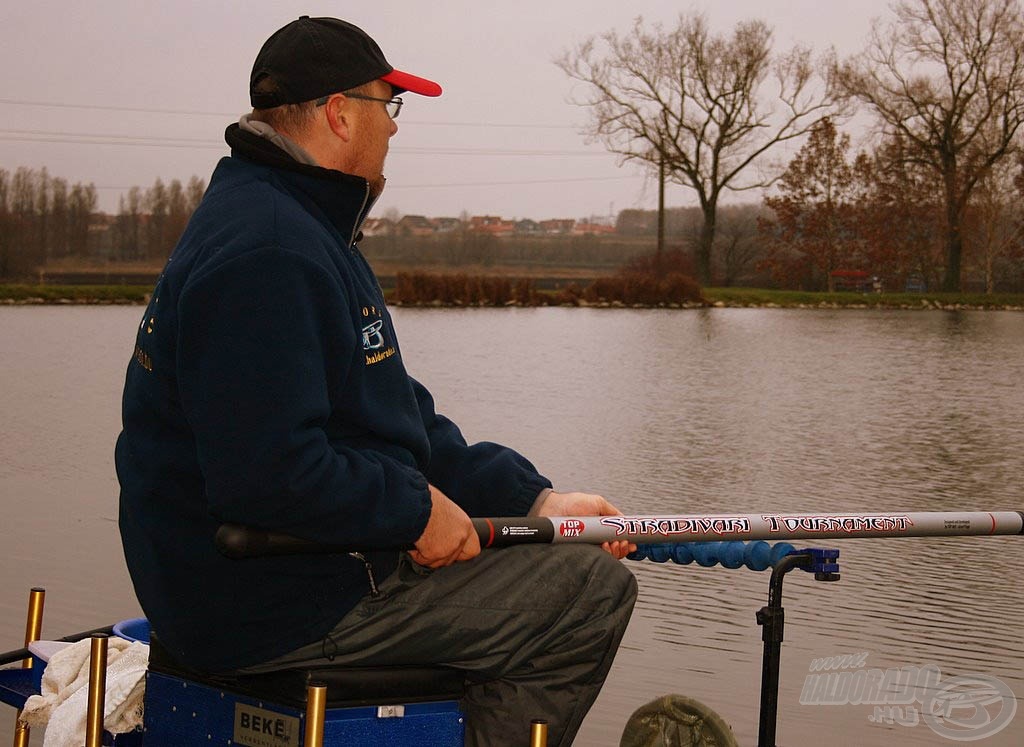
[559,519,584,537]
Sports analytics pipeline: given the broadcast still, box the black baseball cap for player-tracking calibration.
[250,16,442,108]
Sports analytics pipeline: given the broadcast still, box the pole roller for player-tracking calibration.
[85,635,108,747]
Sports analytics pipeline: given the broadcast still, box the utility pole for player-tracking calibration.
[657,148,666,261]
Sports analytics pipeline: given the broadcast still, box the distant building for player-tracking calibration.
[539,218,576,235]
[514,219,542,235]
[572,222,615,236]
[469,215,515,236]
[469,215,501,229]
[360,217,394,236]
[432,217,463,233]
[397,214,436,236]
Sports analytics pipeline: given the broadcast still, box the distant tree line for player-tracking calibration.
[113,176,206,262]
[0,167,205,279]
[3,156,1022,291]
[0,167,98,277]
[759,119,1024,293]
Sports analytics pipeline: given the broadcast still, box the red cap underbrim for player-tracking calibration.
[382,68,442,97]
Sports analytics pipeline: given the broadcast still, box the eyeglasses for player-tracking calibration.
[315,92,403,119]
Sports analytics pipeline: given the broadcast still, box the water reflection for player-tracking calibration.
[1,306,1022,746]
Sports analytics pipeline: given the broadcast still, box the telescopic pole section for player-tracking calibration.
[474,511,1024,548]
[85,634,108,747]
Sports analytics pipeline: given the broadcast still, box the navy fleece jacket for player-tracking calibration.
[116,125,551,671]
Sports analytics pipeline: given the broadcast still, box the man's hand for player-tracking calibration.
[410,484,481,568]
[537,491,637,560]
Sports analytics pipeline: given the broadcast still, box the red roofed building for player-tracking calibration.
[572,222,615,236]
[469,215,515,236]
[539,219,576,235]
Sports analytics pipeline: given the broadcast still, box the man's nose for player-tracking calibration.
[389,118,398,137]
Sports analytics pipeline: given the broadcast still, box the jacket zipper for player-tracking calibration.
[348,183,377,249]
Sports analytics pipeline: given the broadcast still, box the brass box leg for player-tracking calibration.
[304,683,327,747]
[13,588,45,747]
[84,635,109,747]
[530,718,549,747]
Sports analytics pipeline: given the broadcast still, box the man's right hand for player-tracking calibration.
[409,484,481,568]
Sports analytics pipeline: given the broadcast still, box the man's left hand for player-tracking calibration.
[536,491,637,560]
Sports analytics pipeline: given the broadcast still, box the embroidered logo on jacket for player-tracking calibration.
[361,305,396,366]
[362,319,384,350]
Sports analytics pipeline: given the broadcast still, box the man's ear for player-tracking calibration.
[324,95,352,143]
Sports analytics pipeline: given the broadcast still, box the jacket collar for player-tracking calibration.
[237,113,320,166]
[224,123,376,247]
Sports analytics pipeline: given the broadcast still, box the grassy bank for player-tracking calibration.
[704,288,1024,310]
[0,283,151,304]
[2,282,1022,310]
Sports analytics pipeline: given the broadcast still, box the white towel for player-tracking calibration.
[21,637,149,747]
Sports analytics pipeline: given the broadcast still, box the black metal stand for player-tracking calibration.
[756,550,840,747]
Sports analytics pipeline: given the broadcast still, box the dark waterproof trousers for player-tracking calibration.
[238,544,638,746]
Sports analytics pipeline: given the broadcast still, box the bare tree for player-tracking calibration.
[185,175,206,215]
[167,179,189,250]
[716,204,766,287]
[116,186,145,260]
[836,0,1024,291]
[970,156,1023,291]
[36,168,51,263]
[145,178,169,260]
[67,182,97,258]
[10,168,41,273]
[0,169,11,277]
[558,12,835,285]
[50,178,69,259]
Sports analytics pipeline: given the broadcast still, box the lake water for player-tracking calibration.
[1,305,1022,746]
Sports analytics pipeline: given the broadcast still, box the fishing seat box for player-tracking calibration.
[143,632,467,746]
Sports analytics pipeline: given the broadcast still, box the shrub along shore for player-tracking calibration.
[1,279,1022,311]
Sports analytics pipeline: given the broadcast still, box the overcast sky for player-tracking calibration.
[1,0,895,220]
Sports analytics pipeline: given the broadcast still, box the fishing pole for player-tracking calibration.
[474,510,1024,547]
[215,510,1023,559]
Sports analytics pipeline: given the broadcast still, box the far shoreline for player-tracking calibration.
[2,283,1022,311]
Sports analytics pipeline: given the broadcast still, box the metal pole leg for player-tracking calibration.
[755,549,840,747]
[304,682,327,747]
[530,719,549,747]
[13,587,45,747]
[85,635,108,747]
[756,556,805,747]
